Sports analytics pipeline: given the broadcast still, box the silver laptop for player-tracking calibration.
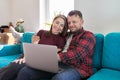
[23,43,58,73]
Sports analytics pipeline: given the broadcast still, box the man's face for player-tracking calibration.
[67,15,84,32]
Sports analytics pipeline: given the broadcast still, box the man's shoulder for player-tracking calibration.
[84,30,96,42]
[84,30,94,36]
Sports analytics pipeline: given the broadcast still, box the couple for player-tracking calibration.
[0,10,96,80]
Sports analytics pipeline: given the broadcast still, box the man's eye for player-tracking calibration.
[73,21,76,24]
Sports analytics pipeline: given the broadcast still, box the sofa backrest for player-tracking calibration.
[92,33,104,73]
[21,32,104,72]
[21,32,35,53]
[102,32,120,70]
[22,32,35,43]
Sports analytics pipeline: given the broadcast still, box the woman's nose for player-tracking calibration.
[57,24,61,28]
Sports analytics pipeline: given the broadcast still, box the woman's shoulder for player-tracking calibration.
[38,30,48,33]
[37,29,48,36]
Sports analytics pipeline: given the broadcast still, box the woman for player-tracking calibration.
[0,14,68,80]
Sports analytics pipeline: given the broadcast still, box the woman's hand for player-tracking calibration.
[32,35,40,44]
[14,57,25,64]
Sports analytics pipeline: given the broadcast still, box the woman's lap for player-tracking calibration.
[16,66,55,80]
[16,66,81,80]
[0,62,25,80]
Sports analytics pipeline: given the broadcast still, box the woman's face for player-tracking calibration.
[52,17,65,35]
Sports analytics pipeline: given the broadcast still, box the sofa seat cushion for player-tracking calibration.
[0,54,21,68]
[88,68,120,80]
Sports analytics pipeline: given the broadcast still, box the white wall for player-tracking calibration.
[0,0,11,26]
[1,0,120,34]
[11,0,39,32]
[75,0,120,34]
[0,0,39,32]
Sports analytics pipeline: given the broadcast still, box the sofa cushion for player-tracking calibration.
[87,68,120,80]
[92,33,104,72]
[0,54,21,68]
[22,32,35,43]
[21,32,35,53]
[102,32,120,70]
[0,33,15,44]
[0,44,21,56]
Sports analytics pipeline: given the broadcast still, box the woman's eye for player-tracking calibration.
[60,24,64,27]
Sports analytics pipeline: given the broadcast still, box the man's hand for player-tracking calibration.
[32,35,40,44]
[58,48,62,52]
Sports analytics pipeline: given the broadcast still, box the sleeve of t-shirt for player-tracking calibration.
[36,30,44,38]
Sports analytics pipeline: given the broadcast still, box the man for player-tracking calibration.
[16,10,96,80]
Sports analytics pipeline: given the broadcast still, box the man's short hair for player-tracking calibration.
[68,10,83,19]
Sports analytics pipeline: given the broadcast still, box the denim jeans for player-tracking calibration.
[0,54,25,80]
[16,63,81,80]
[52,68,81,80]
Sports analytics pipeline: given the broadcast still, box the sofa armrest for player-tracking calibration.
[0,44,21,56]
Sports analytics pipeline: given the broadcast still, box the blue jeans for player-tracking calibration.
[52,68,81,80]
[16,63,81,80]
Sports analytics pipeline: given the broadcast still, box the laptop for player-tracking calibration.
[23,43,59,73]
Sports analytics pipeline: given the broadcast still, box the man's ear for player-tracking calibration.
[80,19,84,26]
[82,19,84,24]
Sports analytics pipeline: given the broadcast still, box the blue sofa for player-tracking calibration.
[0,32,120,80]
[0,32,34,68]
[88,32,120,80]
